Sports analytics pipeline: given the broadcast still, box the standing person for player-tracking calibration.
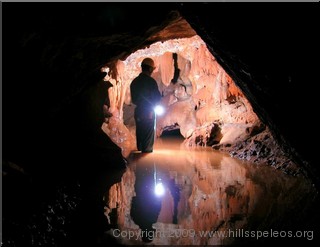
[130,58,161,153]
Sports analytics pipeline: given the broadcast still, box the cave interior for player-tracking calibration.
[2,2,320,246]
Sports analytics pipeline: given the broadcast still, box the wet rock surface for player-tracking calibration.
[3,3,320,246]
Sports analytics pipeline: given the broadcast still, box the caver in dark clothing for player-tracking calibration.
[134,105,156,153]
[130,59,161,153]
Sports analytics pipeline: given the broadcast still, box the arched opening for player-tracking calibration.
[101,34,259,158]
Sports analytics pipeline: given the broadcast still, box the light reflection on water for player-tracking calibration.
[105,136,316,245]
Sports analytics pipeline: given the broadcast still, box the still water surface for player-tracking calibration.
[104,135,317,245]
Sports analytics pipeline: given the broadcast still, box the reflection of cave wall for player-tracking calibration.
[104,149,315,245]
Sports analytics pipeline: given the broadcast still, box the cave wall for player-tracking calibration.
[3,3,320,183]
[3,3,320,245]
[177,4,320,182]
[102,35,259,157]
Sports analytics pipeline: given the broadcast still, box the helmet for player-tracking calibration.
[141,58,155,69]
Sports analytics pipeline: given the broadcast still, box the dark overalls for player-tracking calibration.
[130,73,161,152]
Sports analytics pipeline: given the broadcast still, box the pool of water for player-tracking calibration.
[103,136,318,245]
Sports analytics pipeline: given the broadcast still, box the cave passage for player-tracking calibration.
[103,35,259,158]
[3,4,320,247]
[104,135,316,245]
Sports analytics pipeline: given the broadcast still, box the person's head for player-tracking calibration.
[141,58,156,74]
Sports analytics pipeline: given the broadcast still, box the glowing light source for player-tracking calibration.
[154,105,165,116]
[154,163,164,197]
[154,182,165,197]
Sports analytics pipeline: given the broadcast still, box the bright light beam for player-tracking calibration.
[154,105,165,116]
[154,182,165,197]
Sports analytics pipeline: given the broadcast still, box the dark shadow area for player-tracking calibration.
[161,129,184,138]
[2,70,128,246]
[2,152,127,246]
